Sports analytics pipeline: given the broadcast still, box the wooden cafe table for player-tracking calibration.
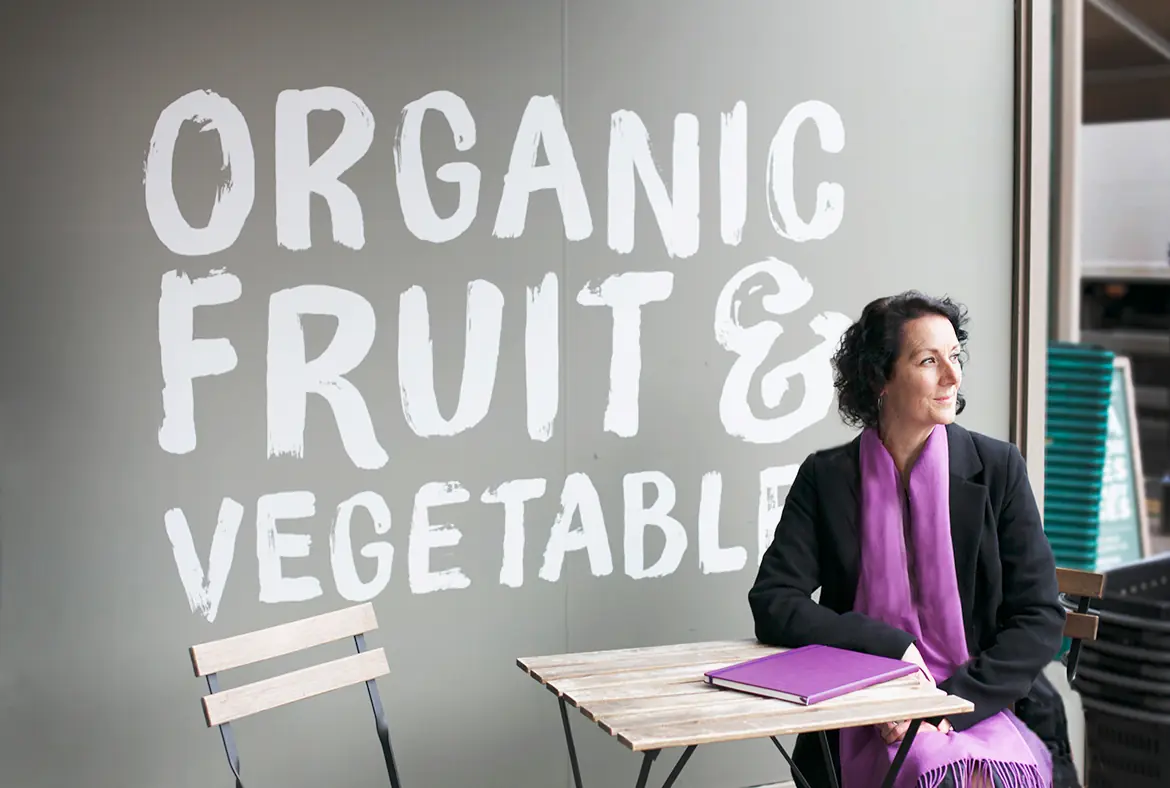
[517,639,974,788]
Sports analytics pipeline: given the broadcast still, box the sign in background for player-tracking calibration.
[0,2,1017,786]
[1095,357,1150,571]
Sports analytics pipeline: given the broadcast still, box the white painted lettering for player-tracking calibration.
[766,100,845,242]
[482,478,547,589]
[697,471,746,574]
[164,498,245,623]
[399,280,503,437]
[714,258,850,443]
[267,285,388,469]
[331,491,394,602]
[758,465,799,562]
[394,90,480,243]
[607,110,700,257]
[623,471,687,579]
[577,272,674,438]
[158,270,241,455]
[539,473,613,582]
[494,95,592,241]
[526,272,559,441]
[275,87,375,251]
[257,491,323,603]
[144,90,255,256]
[720,101,748,246]
[409,481,472,594]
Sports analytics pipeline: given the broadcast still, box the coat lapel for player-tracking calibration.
[945,423,988,630]
[827,435,863,593]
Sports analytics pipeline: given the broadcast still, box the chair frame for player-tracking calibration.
[1055,567,1107,683]
[189,603,403,788]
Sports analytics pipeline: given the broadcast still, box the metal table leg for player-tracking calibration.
[657,746,695,788]
[634,751,659,788]
[770,736,813,788]
[773,719,923,788]
[880,719,922,788]
[557,697,697,788]
[818,730,840,788]
[559,697,585,788]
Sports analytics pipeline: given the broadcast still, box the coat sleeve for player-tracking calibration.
[937,443,1066,731]
[748,453,916,660]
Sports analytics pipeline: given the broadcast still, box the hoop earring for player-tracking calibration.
[877,393,886,412]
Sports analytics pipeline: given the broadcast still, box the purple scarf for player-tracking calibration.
[839,426,1052,788]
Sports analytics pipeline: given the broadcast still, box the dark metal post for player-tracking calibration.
[354,634,404,788]
[558,697,585,788]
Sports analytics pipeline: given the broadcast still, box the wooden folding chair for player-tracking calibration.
[188,602,402,788]
[1056,567,1107,683]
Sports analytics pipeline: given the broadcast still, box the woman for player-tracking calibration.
[749,292,1065,788]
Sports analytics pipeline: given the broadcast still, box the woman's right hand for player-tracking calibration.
[877,644,945,743]
[901,643,935,687]
[878,718,952,744]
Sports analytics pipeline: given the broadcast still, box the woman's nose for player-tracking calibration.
[940,359,960,385]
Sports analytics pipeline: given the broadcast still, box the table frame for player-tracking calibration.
[518,639,973,788]
[557,693,921,788]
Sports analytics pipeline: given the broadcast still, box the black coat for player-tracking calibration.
[748,422,1066,787]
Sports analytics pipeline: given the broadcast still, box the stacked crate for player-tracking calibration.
[1069,556,1170,788]
[1042,341,1115,569]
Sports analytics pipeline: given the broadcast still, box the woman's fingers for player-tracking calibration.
[879,720,912,744]
[878,720,946,744]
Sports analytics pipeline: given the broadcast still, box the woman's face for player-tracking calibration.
[881,315,963,430]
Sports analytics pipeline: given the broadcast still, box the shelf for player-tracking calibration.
[1082,261,1170,283]
[1080,328,1170,357]
[1136,385,1170,413]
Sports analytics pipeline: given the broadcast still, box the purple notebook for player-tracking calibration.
[704,644,920,705]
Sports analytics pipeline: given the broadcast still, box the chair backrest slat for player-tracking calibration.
[201,648,390,727]
[1055,567,1106,600]
[1063,611,1099,641]
[190,603,378,677]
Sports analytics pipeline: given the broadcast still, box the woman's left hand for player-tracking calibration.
[877,718,952,744]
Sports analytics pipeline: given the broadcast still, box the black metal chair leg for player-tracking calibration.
[207,675,246,788]
[1066,595,1092,683]
[354,635,403,788]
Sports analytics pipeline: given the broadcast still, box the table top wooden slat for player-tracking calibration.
[617,692,974,751]
[518,640,975,752]
[521,641,776,683]
[596,675,927,731]
[518,638,762,675]
[562,679,711,706]
[544,660,758,695]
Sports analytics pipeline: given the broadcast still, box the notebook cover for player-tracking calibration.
[703,644,920,705]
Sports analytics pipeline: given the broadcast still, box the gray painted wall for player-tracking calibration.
[0,2,1016,787]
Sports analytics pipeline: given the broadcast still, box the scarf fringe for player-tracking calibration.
[917,758,1047,788]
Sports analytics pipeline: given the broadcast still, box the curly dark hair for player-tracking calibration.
[831,291,969,430]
